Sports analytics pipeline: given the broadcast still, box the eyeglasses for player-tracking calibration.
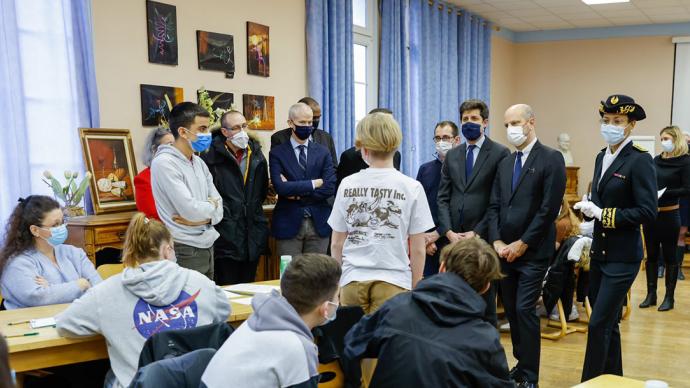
[226,123,249,132]
[433,136,455,143]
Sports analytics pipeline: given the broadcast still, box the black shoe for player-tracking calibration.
[658,295,675,311]
[639,293,656,308]
[658,265,665,278]
[679,269,685,281]
[516,382,539,388]
[509,367,525,383]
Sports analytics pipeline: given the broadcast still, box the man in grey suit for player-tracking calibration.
[437,99,510,326]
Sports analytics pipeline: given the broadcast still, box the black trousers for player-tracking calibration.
[581,259,639,382]
[500,258,548,383]
[644,209,681,266]
[214,257,259,286]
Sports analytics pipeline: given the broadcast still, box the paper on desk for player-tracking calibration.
[221,288,245,299]
[30,317,56,329]
[224,283,280,295]
[658,187,667,199]
[231,297,253,306]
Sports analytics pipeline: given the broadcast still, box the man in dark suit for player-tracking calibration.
[337,108,401,187]
[575,95,656,382]
[271,97,338,167]
[436,99,511,325]
[487,104,566,388]
[269,103,337,256]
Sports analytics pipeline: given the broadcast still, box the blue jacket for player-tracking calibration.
[269,140,336,239]
[416,158,443,229]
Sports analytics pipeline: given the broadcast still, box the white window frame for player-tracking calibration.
[353,0,378,118]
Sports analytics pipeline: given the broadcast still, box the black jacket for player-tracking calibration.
[437,137,511,239]
[653,154,690,207]
[589,141,657,262]
[201,137,269,262]
[138,322,233,367]
[336,146,402,187]
[342,273,513,388]
[271,127,339,167]
[487,141,567,261]
[542,236,578,313]
[131,348,216,388]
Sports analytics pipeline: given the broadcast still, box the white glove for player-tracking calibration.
[578,220,594,237]
[573,196,603,221]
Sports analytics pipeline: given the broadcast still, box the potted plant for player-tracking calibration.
[42,170,92,218]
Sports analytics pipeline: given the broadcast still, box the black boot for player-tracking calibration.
[678,247,686,281]
[639,260,658,308]
[658,262,665,278]
[658,264,678,312]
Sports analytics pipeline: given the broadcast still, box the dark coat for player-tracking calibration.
[416,158,443,227]
[131,348,216,388]
[542,236,578,313]
[336,146,402,188]
[342,273,513,388]
[201,137,269,262]
[589,141,657,262]
[138,322,233,367]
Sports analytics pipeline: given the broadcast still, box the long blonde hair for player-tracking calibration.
[558,198,580,238]
[121,213,172,268]
[661,126,689,158]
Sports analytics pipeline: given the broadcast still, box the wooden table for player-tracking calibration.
[572,374,646,387]
[0,280,278,373]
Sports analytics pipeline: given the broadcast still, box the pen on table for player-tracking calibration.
[6,320,30,326]
[4,332,39,339]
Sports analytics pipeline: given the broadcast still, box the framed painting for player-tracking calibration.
[246,22,269,77]
[243,94,275,130]
[140,84,183,126]
[146,0,178,65]
[197,30,235,78]
[197,90,234,112]
[79,128,139,214]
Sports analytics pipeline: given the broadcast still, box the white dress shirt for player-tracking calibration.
[599,137,633,183]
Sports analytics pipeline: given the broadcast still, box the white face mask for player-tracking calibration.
[661,139,674,153]
[507,125,527,147]
[435,141,453,157]
[230,130,249,149]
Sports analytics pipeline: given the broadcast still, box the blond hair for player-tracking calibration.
[557,197,581,238]
[661,126,689,158]
[439,238,504,292]
[354,112,402,158]
[121,213,172,268]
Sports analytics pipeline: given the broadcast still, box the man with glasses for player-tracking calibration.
[437,99,510,326]
[201,110,269,285]
[416,120,460,276]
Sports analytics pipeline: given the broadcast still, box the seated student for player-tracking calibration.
[0,196,101,309]
[201,253,341,388]
[329,112,434,314]
[56,213,230,388]
[342,238,513,388]
[134,127,174,220]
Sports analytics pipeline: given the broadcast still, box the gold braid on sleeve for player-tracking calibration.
[601,208,616,229]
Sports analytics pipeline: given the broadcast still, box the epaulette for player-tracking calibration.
[633,144,647,152]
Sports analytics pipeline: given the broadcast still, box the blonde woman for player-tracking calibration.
[639,126,690,311]
[56,213,230,388]
[328,112,434,314]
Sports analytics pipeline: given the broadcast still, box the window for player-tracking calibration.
[353,0,378,126]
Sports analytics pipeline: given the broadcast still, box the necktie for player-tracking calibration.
[465,145,477,181]
[298,145,307,172]
[512,151,523,192]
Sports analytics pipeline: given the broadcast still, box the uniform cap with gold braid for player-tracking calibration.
[599,94,646,121]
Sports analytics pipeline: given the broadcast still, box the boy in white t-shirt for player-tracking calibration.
[329,112,434,314]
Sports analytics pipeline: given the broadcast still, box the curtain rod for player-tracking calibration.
[425,0,490,25]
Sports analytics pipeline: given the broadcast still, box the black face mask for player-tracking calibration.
[294,125,313,140]
[312,118,321,130]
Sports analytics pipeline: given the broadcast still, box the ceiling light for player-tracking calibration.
[582,0,630,4]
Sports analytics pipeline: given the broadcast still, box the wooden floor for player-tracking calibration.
[500,266,690,387]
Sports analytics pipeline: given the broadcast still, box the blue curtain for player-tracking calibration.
[380,0,492,175]
[306,0,354,157]
[0,0,100,225]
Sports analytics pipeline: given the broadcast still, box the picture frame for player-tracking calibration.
[79,128,139,214]
[146,0,178,65]
[246,22,270,77]
[243,94,275,130]
[197,90,234,112]
[140,84,184,126]
[197,30,235,78]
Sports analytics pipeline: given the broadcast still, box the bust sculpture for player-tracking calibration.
[557,133,574,166]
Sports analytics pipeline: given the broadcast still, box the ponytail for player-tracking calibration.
[121,213,172,267]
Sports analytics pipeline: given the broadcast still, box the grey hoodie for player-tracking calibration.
[201,290,319,388]
[56,260,231,388]
[150,144,223,248]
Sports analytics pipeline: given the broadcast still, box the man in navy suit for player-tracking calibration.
[487,104,566,388]
[269,103,337,256]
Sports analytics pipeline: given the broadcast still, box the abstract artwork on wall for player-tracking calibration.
[197,90,234,112]
[246,22,269,77]
[146,0,178,65]
[197,31,235,78]
[243,94,275,130]
[140,84,184,126]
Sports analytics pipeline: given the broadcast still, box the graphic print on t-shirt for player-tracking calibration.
[132,289,200,338]
[343,187,405,244]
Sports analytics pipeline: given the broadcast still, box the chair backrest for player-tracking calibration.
[96,263,125,280]
[137,322,234,368]
[129,348,216,388]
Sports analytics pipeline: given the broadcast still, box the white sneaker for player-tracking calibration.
[568,305,580,321]
[549,310,560,321]
[536,303,547,317]
[499,322,510,332]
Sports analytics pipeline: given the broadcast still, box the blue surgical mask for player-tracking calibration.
[189,132,212,152]
[600,123,626,145]
[461,122,482,141]
[40,224,68,247]
[661,139,674,152]
[293,125,313,141]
